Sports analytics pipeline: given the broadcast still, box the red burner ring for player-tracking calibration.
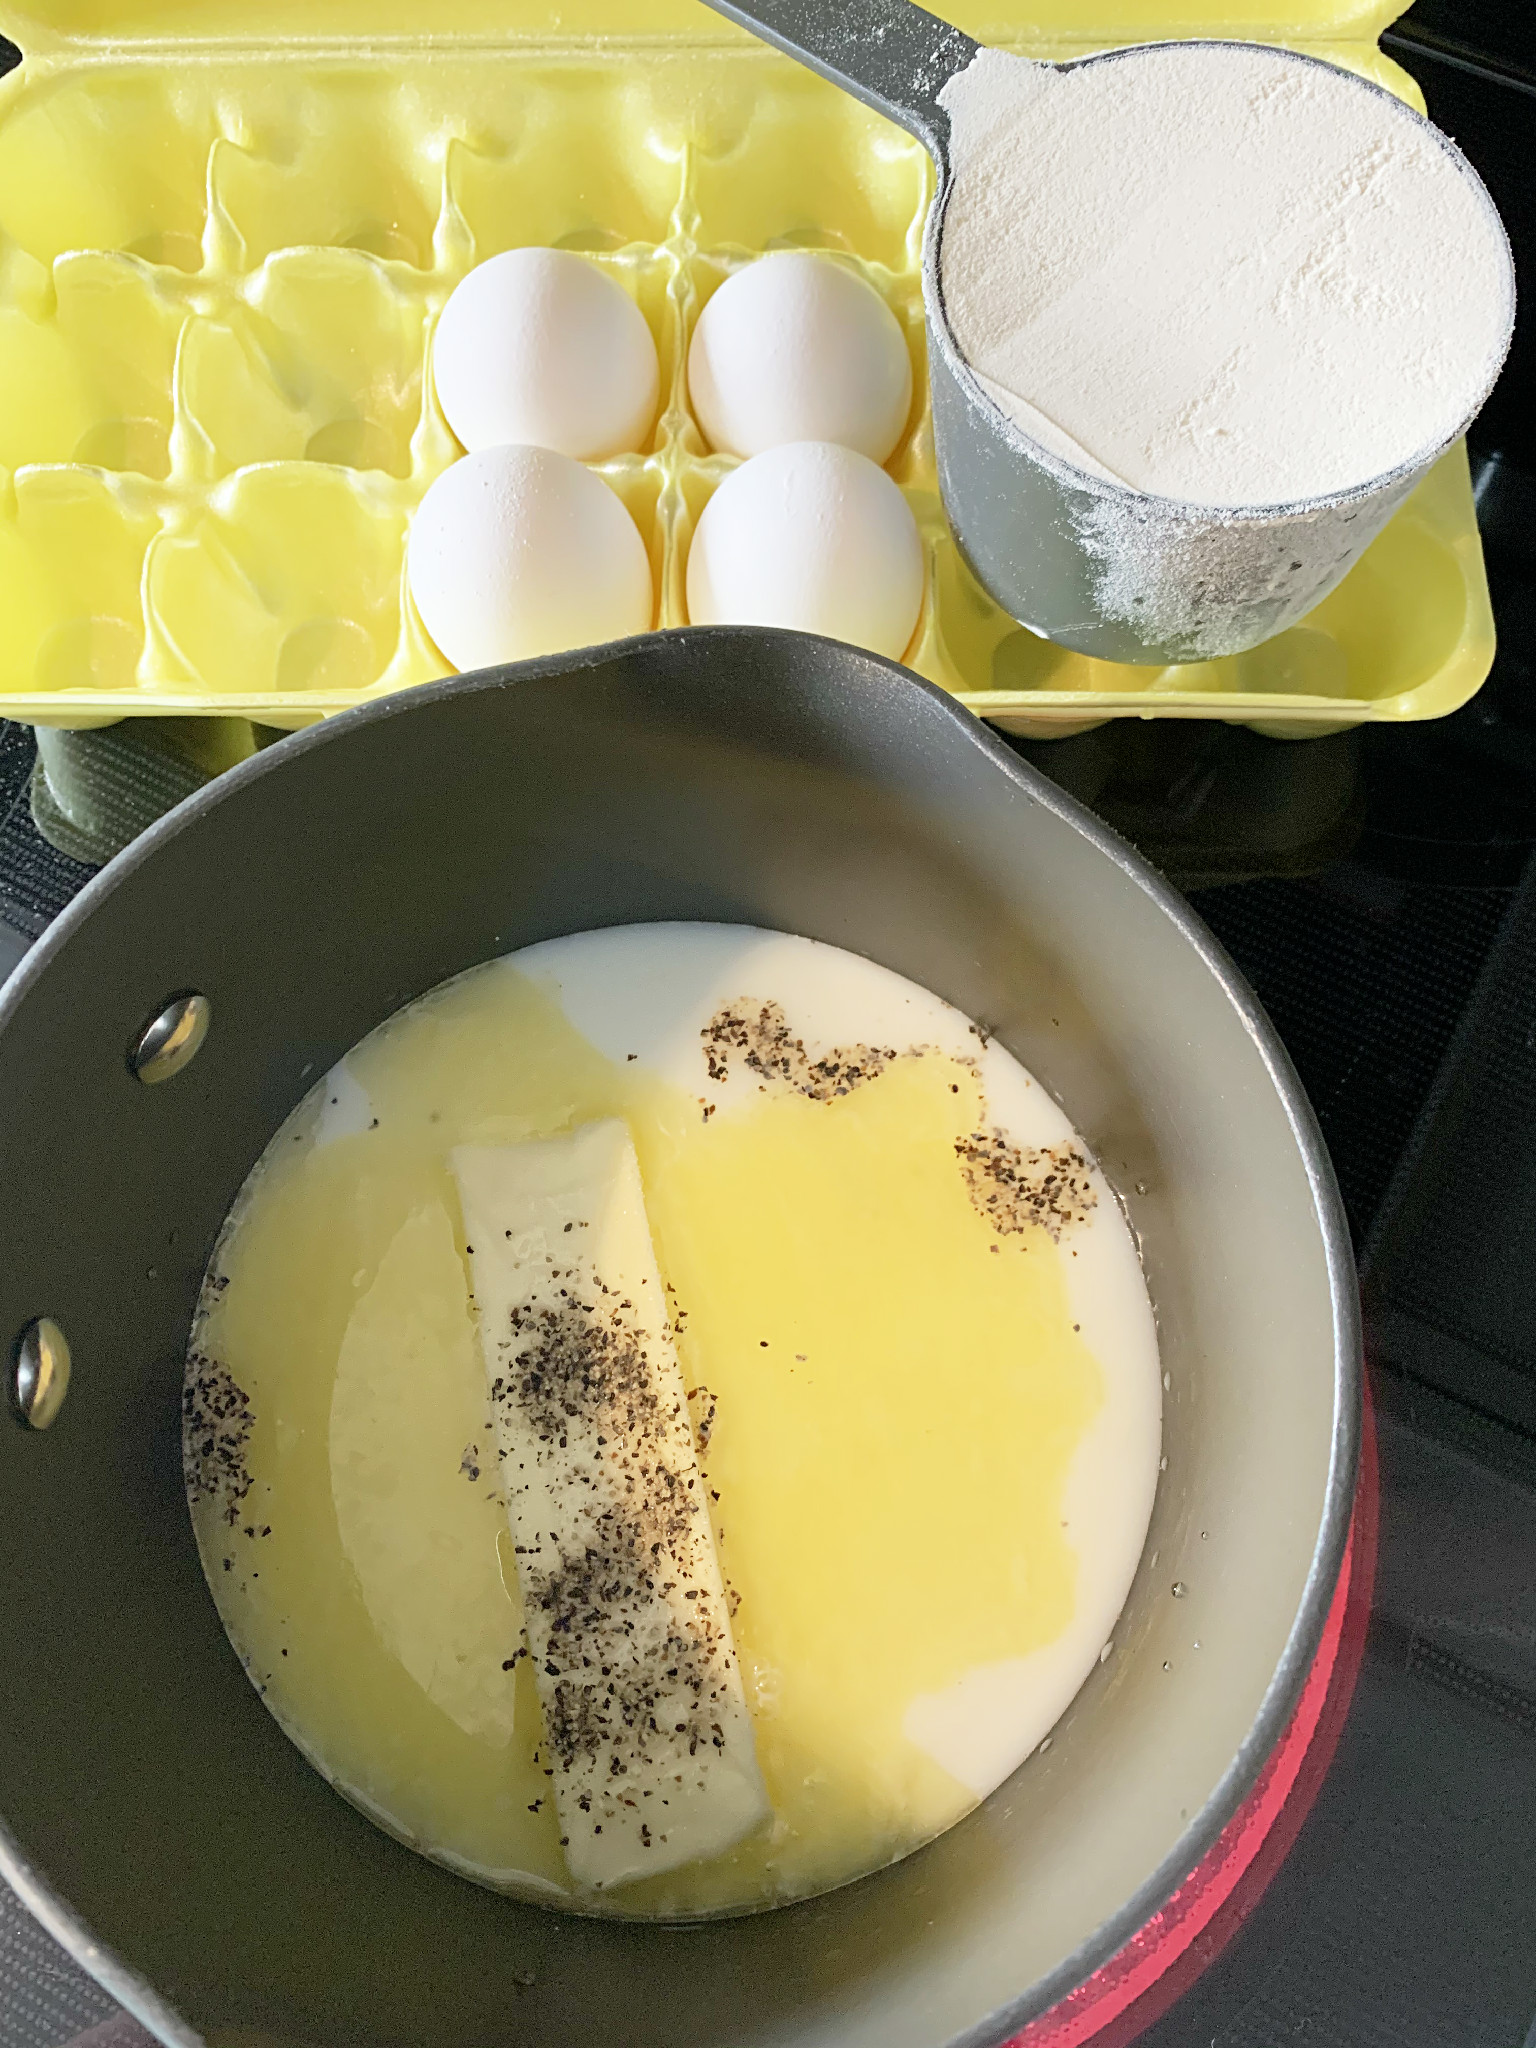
[1011,1375,1380,2048]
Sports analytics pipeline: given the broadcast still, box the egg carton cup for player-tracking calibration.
[0,23,1496,738]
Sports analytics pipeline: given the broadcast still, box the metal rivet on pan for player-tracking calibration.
[129,991,211,1084]
[11,1318,71,1431]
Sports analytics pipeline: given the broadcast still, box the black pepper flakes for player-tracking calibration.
[955,1131,1097,1241]
[686,1386,717,1457]
[183,1348,255,1526]
[700,999,895,1102]
[487,1256,749,1860]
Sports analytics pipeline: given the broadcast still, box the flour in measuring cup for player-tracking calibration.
[936,43,1512,512]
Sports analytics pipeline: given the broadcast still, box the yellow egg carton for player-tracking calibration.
[0,0,1496,737]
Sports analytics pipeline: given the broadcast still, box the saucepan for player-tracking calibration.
[0,628,1358,2047]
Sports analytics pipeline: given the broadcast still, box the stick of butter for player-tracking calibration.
[452,1121,769,1889]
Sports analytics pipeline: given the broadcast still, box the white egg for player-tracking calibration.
[408,444,653,672]
[688,254,913,464]
[686,441,924,661]
[433,248,660,461]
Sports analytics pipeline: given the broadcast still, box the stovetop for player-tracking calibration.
[3,6,1536,2044]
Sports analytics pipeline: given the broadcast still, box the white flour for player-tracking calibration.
[937,44,1512,511]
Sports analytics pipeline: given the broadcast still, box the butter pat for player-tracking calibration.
[452,1123,769,1889]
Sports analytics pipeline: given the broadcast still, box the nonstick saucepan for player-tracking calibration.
[0,627,1359,2048]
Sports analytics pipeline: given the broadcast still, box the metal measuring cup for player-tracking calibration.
[701,0,1514,666]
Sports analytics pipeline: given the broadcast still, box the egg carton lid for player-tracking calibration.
[0,0,1414,60]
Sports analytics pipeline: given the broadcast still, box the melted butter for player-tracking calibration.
[635,1055,1101,1910]
[187,932,1140,1919]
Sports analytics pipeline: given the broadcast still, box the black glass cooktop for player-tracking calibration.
[3,6,1535,2044]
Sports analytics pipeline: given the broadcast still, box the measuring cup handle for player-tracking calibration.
[698,0,979,165]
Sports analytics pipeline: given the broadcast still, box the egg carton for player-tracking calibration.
[0,8,1496,737]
